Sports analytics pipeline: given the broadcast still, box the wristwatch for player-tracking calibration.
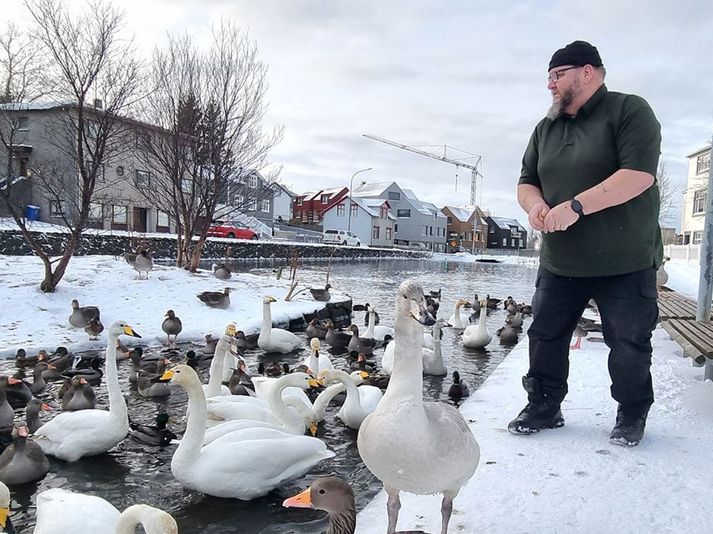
[570,198,584,217]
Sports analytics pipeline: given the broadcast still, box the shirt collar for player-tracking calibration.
[578,84,607,116]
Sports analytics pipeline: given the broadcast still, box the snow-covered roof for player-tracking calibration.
[0,101,73,111]
[271,182,296,196]
[307,187,345,201]
[351,182,394,197]
[360,198,397,220]
[445,205,475,223]
[488,216,526,231]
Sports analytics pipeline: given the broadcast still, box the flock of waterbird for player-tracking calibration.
[1,259,534,534]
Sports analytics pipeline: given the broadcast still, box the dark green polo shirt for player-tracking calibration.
[519,84,663,277]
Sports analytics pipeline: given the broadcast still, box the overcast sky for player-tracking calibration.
[6,0,713,227]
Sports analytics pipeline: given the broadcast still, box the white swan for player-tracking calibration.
[0,481,12,533]
[301,338,334,374]
[318,369,382,429]
[382,319,448,376]
[166,364,334,500]
[447,298,472,329]
[203,335,239,398]
[34,321,140,462]
[358,279,480,534]
[462,299,492,349]
[33,488,177,533]
[258,296,302,353]
[364,305,394,342]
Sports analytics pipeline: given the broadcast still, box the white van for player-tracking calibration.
[323,229,360,246]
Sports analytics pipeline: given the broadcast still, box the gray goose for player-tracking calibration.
[197,288,231,309]
[310,284,332,302]
[69,299,101,329]
[283,477,356,534]
[202,334,217,355]
[162,310,182,346]
[306,319,328,340]
[29,363,50,395]
[25,398,52,434]
[61,377,96,411]
[137,359,171,398]
[347,325,376,356]
[0,382,15,431]
[325,322,352,350]
[0,425,49,485]
[213,263,232,280]
[235,330,259,350]
[133,249,154,279]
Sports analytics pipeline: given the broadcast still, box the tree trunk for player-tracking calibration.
[189,233,207,273]
[39,231,81,292]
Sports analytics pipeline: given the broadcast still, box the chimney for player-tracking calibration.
[93,98,103,109]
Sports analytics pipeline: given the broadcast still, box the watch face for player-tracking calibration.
[571,199,583,215]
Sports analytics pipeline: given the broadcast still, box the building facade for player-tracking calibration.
[681,145,711,245]
[291,187,348,225]
[322,196,395,247]
[442,205,488,252]
[352,181,447,252]
[484,216,528,250]
[271,182,295,222]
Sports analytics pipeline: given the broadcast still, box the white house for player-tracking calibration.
[321,195,395,247]
[681,145,711,245]
[271,182,294,222]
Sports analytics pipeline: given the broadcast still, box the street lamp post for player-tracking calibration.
[347,167,373,233]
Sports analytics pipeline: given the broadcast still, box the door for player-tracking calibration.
[133,207,148,232]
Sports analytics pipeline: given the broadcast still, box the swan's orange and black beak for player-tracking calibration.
[283,486,313,508]
[123,325,142,338]
[0,506,7,528]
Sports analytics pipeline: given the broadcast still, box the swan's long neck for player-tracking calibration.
[338,373,362,413]
[364,310,375,338]
[115,504,175,534]
[258,302,272,345]
[311,383,346,421]
[384,302,423,401]
[453,302,464,328]
[267,377,303,432]
[478,305,488,334]
[206,343,226,397]
[174,380,207,468]
[432,326,444,366]
[106,333,127,422]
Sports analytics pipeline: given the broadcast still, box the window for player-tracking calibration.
[296,197,303,206]
[135,131,152,149]
[350,203,358,217]
[447,216,453,224]
[49,200,65,217]
[84,160,105,180]
[321,194,330,204]
[249,199,258,211]
[386,227,392,240]
[89,202,103,221]
[502,237,507,246]
[429,226,433,236]
[261,200,270,212]
[394,223,398,232]
[422,225,428,236]
[112,205,127,224]
[693,231,703,244]
[136,169,150,187]
[388,191,400,201]
[248,175,258,188]
[380,206,388,219]
[235,194,244,205]
[181,179,193,193]
[157,210,170,227]
[697,152,711,175]
[336,204,345,216]
[85,120,99,138]
[397,209,411,218]
[693,190,707,214]
[17,116,29,131]
[373,226,380,239]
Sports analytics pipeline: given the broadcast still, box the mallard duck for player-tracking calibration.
[236,330,260,350]
[15,349,39,369]
[34,489,177,534]
[213,263,232,280]
[133,249,153,280]
[228,364,255,396]
[0,425,49,485]
[426,296,440,318]
[0,481,15,534]
[84,316,104,340]
[130,413,177,447]
[165,365,334,499]
[429,288,442,300]
[69,299,100,329]
[325,322,352,350]
[197,287,231,309]
[137,359,171,398]
[258,296,302,354]
[347,324,377,356]
[162,310,182,347]
[202,333,217,355]
[283,477,356,534]
[61,357,103,386]
[518,303,533,315]
[44,347,74,379]
[358,280,479,534]
[25,398,52,434]
[306,319,328,340]
[61,377,96,411]
[462,299,492,349]
[310,284,331,302]
[485,294,501,309]
[185,350,201,371]
[34,321,141,462]
[448,370,470,400]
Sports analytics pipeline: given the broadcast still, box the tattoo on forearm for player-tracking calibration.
[597,183,608,195]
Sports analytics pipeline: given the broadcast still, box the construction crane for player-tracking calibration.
[363,134,483,206]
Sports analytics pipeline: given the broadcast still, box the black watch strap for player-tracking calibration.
[571,198,584,216]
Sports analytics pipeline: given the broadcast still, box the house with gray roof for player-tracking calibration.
[322,195,395,247]
[352,181,447,251]
[483,216,528,250]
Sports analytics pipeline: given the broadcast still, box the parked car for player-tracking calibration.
[322,229,360,246]
[207,221,258,240]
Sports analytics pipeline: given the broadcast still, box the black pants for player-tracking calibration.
[526,266,658,413]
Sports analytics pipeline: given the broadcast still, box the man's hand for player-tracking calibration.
[528,202,550,231]
[542,201,579,233]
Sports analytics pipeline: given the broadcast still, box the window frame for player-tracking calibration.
[135,169,151,188]
[336,204,345,217]
[696,152,711,175]
[396,208,411,218]
[49,200,65,218]
[112,205,128,224]
[17,116,29,131]
[388,191,400,201]
[157,210,170,228]
[261,199,270,212]
[693,189,707,215]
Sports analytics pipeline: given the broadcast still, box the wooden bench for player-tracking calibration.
[657,290,700,321]
[661,319,711,366]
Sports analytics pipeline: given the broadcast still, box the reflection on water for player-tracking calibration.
[4,258,537,533]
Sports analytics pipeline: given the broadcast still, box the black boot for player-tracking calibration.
[609,404,650,447]
[508,376,565,434]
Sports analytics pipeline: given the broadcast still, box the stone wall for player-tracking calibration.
[0,230,431,261]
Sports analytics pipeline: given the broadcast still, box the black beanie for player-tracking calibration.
[548,40,603,71]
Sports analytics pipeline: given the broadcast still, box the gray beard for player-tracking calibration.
[546,83,578,120]
[546,100,564,120]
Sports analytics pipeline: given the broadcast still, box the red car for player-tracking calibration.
[207,220,258,240]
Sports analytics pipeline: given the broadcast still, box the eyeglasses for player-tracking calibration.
[547,66,581,84]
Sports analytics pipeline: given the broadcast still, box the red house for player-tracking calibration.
[291,187,348,224]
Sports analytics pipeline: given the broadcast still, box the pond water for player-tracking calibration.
[3,257,538,533]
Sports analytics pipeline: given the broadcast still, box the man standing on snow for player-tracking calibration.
[509,40,662,446]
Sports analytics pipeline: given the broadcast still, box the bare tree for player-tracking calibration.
[136,20,283,271]
[656,160,681,226]
[0,0,141,291]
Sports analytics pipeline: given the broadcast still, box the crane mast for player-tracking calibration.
[363,134,483,205]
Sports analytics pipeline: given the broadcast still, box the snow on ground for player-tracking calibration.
[0,254,347,358]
